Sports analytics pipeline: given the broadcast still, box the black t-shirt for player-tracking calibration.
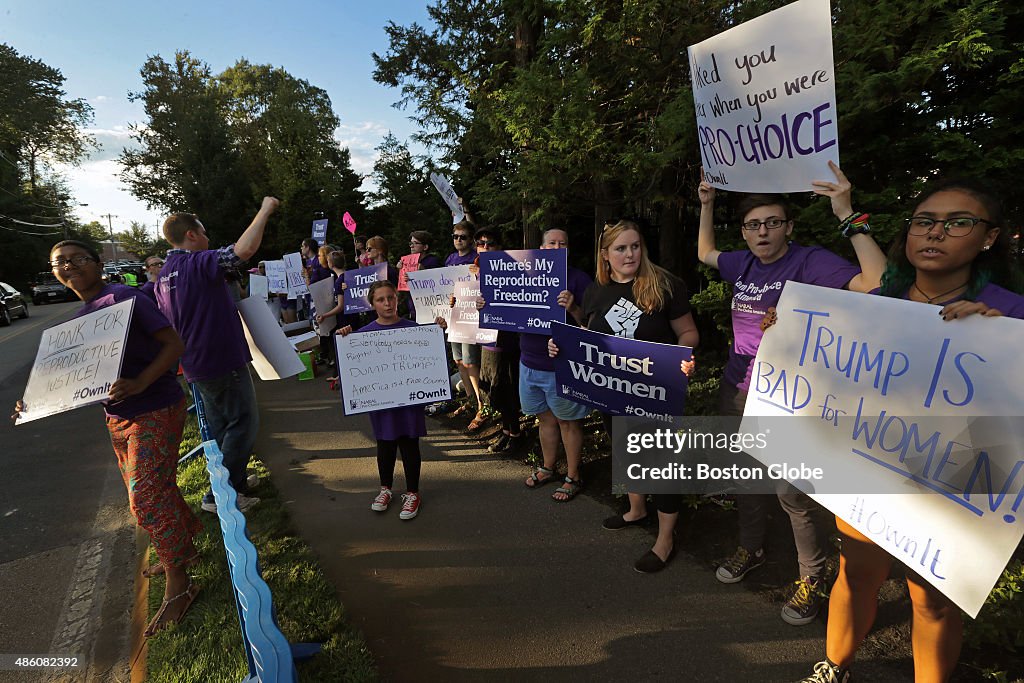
[582,274,691,345]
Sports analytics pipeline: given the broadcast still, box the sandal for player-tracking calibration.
[551,475,583,502]
[467,413,488,432]
[144,580,201,638]
[525,466,556,489]
[142,554,200,579]
[450,404,472,418]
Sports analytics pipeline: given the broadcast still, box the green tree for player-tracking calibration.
[116,221,155,260]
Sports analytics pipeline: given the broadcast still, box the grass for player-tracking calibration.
[144,418,379,683]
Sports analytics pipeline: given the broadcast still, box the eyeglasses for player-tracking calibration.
[741,218,788,231]
[146,261,164,267]
[475,240,494,247]
[906,215,992,237]
[452,234,469,241]
[51,255,96,268]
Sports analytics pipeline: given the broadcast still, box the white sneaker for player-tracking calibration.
[371,487,392,512]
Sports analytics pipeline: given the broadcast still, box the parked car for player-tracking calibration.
[0,281,29,325]
[31,272,75,304]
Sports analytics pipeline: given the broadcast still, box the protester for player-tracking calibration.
[318,250,359,390]
[302,238,331,285]
[405,230,442,321]
[140,255,163,300]
[517,228,592,473]
[315,244,338,367]
[443,220,483,421]
[155,196,279,514]
[337,280,426,520]
[549,220,698,572]
[697,163,888,625]
[800,179,1024,683]
[365,235,400,285]
[14,240,202,638]
[354,235,372,267]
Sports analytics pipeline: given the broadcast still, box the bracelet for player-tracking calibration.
[839,212,871,237]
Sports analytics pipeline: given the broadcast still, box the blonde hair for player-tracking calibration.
[596,220,668,314]
[366,235,389,258]
[317,245,332,268]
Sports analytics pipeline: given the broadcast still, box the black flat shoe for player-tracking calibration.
[602,514,649,531]
[633,546,677,574]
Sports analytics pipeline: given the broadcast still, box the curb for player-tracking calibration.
[129,525,149,683]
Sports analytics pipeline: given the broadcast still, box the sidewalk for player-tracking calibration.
[253,375,882,682]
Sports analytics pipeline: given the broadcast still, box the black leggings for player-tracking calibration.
[377,437,421,492]
[601,412,682,515]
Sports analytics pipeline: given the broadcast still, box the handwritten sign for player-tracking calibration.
[342,263,388,314]
[283,252,307,299]
[249,273,269,300]
[264,260,286,293]
[17,299,134,424]
[429,172,465,223]
[406,264,472,325]
[311,218,328,244]
[342,211,357,235]
[336,323,452,414]
[309,276,336,335]
[688,0,837,192]
[479,249,566,334]
[237,297,305,380]
[447,281,498,345]
[397,254,420,292]
[551,322,690,423]
[740,283,1024,617]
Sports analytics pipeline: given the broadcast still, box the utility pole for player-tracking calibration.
[102,213,119,263]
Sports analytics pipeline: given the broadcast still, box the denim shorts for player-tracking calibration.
[450,341,481,367]
[518,362,589,421]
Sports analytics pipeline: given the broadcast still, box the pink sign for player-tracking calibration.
[398,254,420,292]
[342,212,357,234]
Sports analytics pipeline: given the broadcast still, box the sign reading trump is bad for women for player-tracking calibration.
[17,298,134,424]
[740,283,1024,617]
[551,322,691,424]
[478,249,567,334]
[688,0,838,192]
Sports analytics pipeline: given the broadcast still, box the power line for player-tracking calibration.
[0,222,62,236]
[0,213,65,228]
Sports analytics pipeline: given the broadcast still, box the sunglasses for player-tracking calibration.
[452,234,469,240]
[475,240,494,247]
[147,261,164,267]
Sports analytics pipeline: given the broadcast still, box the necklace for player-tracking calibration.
[911,281,969,304]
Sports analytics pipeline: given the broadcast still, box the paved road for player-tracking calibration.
[0,301,135,683]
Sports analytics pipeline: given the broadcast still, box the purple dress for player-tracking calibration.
[358,318,428,441]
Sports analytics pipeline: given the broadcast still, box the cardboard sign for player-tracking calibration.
[688,0,838,192]
[249,274,269,300]
[447,281,498,345]
[237,297,304,380]
[551,322,691,423]
[283,252,308,299]
[337,323,452,414]
[311,218,328,245]
[342,211,357,235]
[309,276,336,336]
[16,298,135,424]
[406,264,473,325]
[398,254,420,292]
[429,172,465,223]
[264,260,286,293]
[342,263,388,314]
[479,249,567,334]
[740,282,1024,617]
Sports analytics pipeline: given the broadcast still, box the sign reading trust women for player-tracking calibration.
[740,282,1024,618]
[16,298,134,424]
[478,249,567,334]
[688,0,838,192]
[342,263,388,314]
[551,322,691,424]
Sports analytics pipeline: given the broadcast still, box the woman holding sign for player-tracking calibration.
[550,220,699,572]
[14,240,202,637]
[337,280,426,521]
[801,180,1024,683]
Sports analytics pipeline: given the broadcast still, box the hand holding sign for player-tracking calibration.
[343,212,357,235]
[810,161,853,220]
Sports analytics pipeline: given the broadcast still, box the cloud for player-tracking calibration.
[56,158,163,232]
[92,95,109,103]
[82,125,145,162]
[334,121,391,186]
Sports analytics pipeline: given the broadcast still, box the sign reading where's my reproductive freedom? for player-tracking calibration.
[16,298,134,424]
[551,322,691,424]
[739,282,1024,617]
[479,249,566,335]
[336,323,452,415]
[343,263,388,314]
[406,265,473,325]
[688,0,837,192]
[448,281,498,345]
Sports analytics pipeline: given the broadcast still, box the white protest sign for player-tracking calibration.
[429,172,465,223]
[337,323,452,415]
[740,283,1024,617]
[448,281,498,345]
[237,296,305,380]
[16,299,134,424]
[309,276,336,336]
[688,0,837,192]
[265,260,286,293]
[283,252,308,299]
[406,264,473,325]
[249,274,269,300]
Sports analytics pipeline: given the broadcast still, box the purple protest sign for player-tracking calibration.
[478,249,567,335]
[551,322,692,423]
[343,263,387,314]
[311,218,328,244]
[343,212,357,235]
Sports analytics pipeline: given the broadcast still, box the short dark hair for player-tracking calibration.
[302,238,319,252]
[367,279,397,301]
[410,230,432,250]
[330,251,346,270]
[474,226,500,245]
[735,194,791,223]
[162,213,203,246]
[50,239,100,261]
[453,219,476,236]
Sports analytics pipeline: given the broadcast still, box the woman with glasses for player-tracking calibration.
[697,163,887,627]
[801,180,1024,683]
[405,230,442,321]
[444,221,483,421]
[14,240,202,637]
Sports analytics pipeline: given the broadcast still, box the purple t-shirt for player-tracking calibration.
[77,284,184,420]
[718,243,860,391]
[156,250,251,382]
[520,266,594,371]
[419,254,443,270]
[444,251,477,267]
[139,280,157,302]
[307,256,332,284]
[881,282,1024,319]
[357,317,428,441]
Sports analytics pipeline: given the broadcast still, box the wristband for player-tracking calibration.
[839,212,870,237]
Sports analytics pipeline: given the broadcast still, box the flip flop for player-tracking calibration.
[142,554,199,579]
[144,580,201,638]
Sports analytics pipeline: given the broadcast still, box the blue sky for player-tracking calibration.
[1,0,436,236]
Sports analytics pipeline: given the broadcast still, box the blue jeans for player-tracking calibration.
[195,367,259,503]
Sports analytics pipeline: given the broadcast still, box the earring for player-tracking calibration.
[982,245,991,251]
